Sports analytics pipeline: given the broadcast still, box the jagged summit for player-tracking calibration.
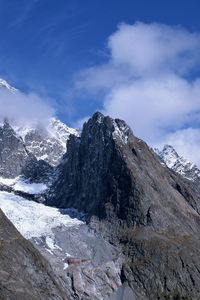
[89,111,105,123]
[48,112,200,299]
[155,144,200,182]
[48,117,79,148]
[83,111,133,144]
[0,78,18,93]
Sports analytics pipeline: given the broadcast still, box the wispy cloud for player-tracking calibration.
[0,88,55,126]
[74,22,200,165]
[9,0,40,29]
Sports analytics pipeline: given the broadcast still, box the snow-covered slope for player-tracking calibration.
[0,191,83,239]
[15,118,79,166]
[0,78,18,93]
[155,144,200,182]
[0,176,47,194]
[49,117,79,148]
[0,191,122,299]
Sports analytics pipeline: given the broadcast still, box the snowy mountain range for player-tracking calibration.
[0,80,124,299]
[1,78,200,299]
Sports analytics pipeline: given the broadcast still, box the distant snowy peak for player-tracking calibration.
[15,118,79,166]
[0,78,18,93]
[48,117,79,148]
[155,145,180,168]
[155,144,200,182]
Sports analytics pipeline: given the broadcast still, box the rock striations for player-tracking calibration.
[48,112,200,300]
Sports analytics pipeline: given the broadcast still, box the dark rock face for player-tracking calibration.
[22,156,54,183]
[0,120,28,178]
[48,113,144,223]
[0,208,70,300]
[49,112,200,299]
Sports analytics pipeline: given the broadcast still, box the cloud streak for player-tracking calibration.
[75,22,200,165]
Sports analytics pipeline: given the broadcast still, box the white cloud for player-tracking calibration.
[75,22,200,165]
[104,75,200,143]
[108,22,200,76]
[0,88,55,126]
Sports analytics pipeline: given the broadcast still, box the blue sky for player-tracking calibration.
[0,0,199,121]
[1,0,200,164]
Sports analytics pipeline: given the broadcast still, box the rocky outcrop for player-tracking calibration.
[0,208,70,300]
[48,112,200,299]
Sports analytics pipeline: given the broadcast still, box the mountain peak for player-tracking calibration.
[0,78,18,93]
[89,111,105,125]
[156,144,200,182]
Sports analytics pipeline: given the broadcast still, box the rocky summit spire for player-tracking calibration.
[48,112,200,299]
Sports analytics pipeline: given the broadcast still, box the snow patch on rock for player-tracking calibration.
[112,120,129,144]
[14,180,47,194]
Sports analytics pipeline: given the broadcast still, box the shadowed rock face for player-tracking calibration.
[48,112,200,299]
[0,120,28,178]
[0,120,53,183]
[0,209,70,300]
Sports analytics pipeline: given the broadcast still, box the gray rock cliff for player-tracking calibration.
[48,112,200,299]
